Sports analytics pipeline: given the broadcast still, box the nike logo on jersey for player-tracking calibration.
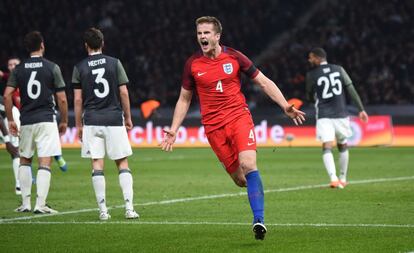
[197,72,207,76]
[247,142,255,146]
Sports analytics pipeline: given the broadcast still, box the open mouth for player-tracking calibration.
[200,40,209,51]
[200,40,209,50]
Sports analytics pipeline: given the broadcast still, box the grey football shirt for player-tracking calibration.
[306,63,352,119]
[7,56,65,125]
[72,53,129,126]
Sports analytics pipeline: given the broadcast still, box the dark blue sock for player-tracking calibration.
[246,170,264,224]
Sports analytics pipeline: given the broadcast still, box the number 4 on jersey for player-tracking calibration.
[216,80,223,93]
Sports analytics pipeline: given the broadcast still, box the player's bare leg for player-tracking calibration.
[239,150,267,240]
[115,157,139,219]
[33,156,57,214]
[230,166,246,187]
[91,158,109,220]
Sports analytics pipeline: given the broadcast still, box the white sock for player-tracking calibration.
[339,150,349,182]
[35,168,51,208]
[119,169,134,210]
[92,170,107,212]
[13,157,20,188]
[323,150,338,181]
[19,165,32,208]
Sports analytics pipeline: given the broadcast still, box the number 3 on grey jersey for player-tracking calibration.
[72,54,129,126]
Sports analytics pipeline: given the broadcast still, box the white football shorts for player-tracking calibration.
[316,117,352,144]
[19,122,62,158]
[81,125,132,160]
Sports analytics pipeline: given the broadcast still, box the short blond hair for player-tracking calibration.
[195,16,222,34]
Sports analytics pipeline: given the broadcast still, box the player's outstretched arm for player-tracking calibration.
[161,87,193,152]
[252,72,306,125]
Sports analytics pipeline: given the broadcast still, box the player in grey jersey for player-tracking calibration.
[72,27,138,220]
[4,31,68,213]
[306,48,368,188]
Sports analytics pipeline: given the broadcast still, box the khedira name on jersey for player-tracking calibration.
[24,62,43,68]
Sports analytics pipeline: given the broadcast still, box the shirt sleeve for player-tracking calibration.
[346,84,365,112]
[6,70,18,88]
[117,60,129,85]
[233,49,259,79]
[181,56,195,90]
[52,64,66,91]
[71,66,81,89]
[340,67,353,86]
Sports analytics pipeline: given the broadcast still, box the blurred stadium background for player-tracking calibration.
[1,0,413,147]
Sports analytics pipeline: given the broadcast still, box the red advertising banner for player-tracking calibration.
[54,115,412,148]
[392,126,414,146]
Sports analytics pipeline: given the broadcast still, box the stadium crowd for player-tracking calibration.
[257,0,414,106]
[1,0,413,108]
[0,0,311,107]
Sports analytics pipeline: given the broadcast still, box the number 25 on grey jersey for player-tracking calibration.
[306,64,352,119]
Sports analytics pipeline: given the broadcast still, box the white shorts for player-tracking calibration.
[19,122,62,158]
[0,107,21,147]
[316,117,352,144]
[81,125,132,160]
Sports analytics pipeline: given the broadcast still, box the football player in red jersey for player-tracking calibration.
[161,16,305,240]
[0,57,22,109]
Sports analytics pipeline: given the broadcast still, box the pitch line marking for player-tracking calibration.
[1,175,413,223]
[1,221,413,228]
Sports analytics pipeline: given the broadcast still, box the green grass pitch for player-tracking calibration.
[0,147,413,252]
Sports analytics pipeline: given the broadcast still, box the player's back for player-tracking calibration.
[10,57,63,125]
[307,63,351,119]
[73,54,126,126]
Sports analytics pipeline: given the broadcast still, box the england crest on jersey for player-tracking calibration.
[223,63,233,74]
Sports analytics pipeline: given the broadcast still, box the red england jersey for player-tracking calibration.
[2,72,21,109]
[182,46,259,133]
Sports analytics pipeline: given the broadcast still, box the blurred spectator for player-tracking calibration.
[257,0,414,106]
